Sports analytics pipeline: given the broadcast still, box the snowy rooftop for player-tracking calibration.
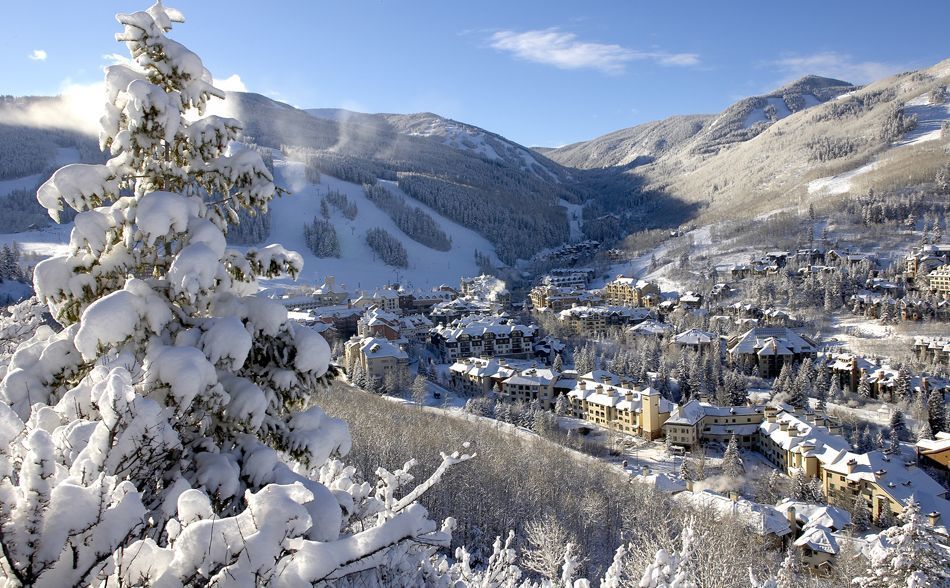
[557,305,651,320]
[666,400,763,426]
[356,337,408,360]
[569,381,673,413]
[430,315,537,342]
[675,490,792,536]
[793,525,840,555]
[728,327,816,356]
[673,328,716,346]
[633,472,687,494]
[629,320,673,336]
[775,500,851,531]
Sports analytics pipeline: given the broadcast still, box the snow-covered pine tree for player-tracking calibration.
[927,389,947,434]
[851,494,871,532]
[552,352,563,372]
[554,393,568,417]
[855,498,950,587]
[858,372,872,399]
[722,434,745,480]
[889,409,908,441]
[0,4,471,585]
[828,376,842,402]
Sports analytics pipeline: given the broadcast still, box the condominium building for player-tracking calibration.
[726,327,818,377]
[344,336,409,383]
[567,378,673,439]
[429,315,537,363]
[604,276,661,308]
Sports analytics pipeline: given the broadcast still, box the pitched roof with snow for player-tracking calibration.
[430,315,537,342]
[794,525,840,554]
[674,328,716,346]
[675,490,792,536]
[357,337,408,360]
[728,327,816,356]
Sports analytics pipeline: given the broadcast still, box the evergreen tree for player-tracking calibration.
[0,5,472,584]
[858,372,872,399]
[895,366,911,402]
[828,376,842,403]
[722,434,745,479]
[851,495,871,532]
[889,409,908,441]
[928,389,947,434]
[554,393,568,417]
[855,499,950,587]
[552,352,563,372]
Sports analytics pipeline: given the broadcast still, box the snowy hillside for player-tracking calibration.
[255,156,499,290]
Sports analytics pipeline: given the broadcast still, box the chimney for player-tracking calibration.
[780,422,789,432]
[787,426,799,438]
[729,491,739,502]
[928,512,941,527]
[846,458,857,474]
[625,391,634,402]
[786,506,798,534]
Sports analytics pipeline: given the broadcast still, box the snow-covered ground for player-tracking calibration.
[259,158,500,291]
[0,153,502,293]
[896,90,950,146]
[807,161,879,195]
[558,198,584,242]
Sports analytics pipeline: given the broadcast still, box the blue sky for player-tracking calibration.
[4,1,949,147]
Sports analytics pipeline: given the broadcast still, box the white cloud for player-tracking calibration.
[488,28,698,74]
[28,49,47,61]
[213,73,248,92]
[770,52,905,84]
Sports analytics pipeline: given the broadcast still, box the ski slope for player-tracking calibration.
[255,157,500,291]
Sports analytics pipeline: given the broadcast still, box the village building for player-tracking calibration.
[344,336,409,383]
[567,377,673,439]
[916,432,950,480]
[663,400,766,449]
[448,357,521,396]
[501,366,566,410]
[528,285,600,312]
[913,335,950,367]
[429,297,496,324]
[352,287,401,314]
[542,269,592,290]
[604,276,661,308]
[824,353,949,399]
[928,264,950,297]
[904,243,950,286]
[726,327,818,377]
[272,277,351,311]
[429,315,537,363]
[629,319,674,337]
[759,407,950,524]
[557,305,651,333]
[672,328,718,353]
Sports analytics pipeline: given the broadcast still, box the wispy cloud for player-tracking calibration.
[769,51,905,84]
[488,28,698,75]
[28,49,47,61]
[213,73,248,92]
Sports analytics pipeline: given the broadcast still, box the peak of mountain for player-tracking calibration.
[543,75,857,170]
